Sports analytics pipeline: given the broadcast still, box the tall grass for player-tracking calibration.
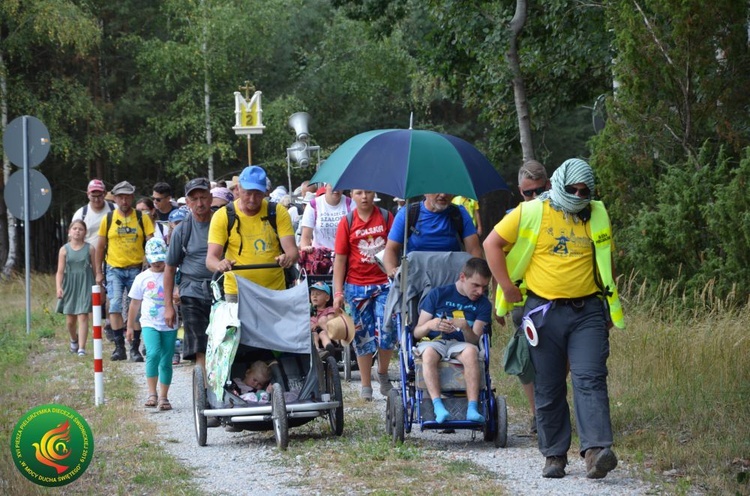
[610,274,750,494]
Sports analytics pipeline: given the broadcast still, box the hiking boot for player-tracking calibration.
[111,334,127,361]
[542,455,567,478]
[130,338,144,362]
[585,447,618,479]
[104,323,115,342]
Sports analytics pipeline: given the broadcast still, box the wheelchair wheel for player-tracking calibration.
[326,355,344,436]
[271,383,288,450]
[343,343,352,382]
[494,394,508,448]
[192,365,207,447]
[388,389,404,444]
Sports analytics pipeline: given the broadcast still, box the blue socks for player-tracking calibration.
[466,401,485,423]
[432,398,450,423]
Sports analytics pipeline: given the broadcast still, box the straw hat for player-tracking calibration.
[326,313,355,345]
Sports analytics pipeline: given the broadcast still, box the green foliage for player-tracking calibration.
[617,145,750,301]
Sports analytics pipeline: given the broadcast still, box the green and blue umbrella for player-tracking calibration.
[310,129,508,199]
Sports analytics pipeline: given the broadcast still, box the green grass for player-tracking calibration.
[2,273,749,495]
[0,274,204,496]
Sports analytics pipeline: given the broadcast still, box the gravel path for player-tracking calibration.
[125,361,664,495]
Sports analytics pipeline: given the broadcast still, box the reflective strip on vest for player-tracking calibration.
[494,199,625,329]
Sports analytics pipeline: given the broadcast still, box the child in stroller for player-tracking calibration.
[233,360,274,403]
[309,281,336,354]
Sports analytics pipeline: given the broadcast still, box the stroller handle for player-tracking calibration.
[211,263,281,282]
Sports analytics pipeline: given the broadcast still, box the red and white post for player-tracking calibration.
[92,285,105,406]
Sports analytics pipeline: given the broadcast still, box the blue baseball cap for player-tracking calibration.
[169,206,190,224]
[239,165,268,192]
[309,281,331,296]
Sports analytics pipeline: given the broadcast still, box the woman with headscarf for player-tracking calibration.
[483,158,624,480]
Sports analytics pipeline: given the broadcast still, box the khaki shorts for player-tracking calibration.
[416,340,477,360]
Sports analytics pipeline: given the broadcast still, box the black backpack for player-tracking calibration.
[223,200,280,256]
[406,202,465,249]
[344,207,391,230]
[103,210,147,249]
[81,201,115,219]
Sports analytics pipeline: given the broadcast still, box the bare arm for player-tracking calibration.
[300,227,314,253]
[463,233,483,258]
[413,310,464,340]
[95,236,107,286]
[206,243,233,273]
[383,239,402,279]
[55,247,66,299]
[332,254,348,312]
[163,264,177,329]
[125,298,141,341]
[277,235,299,268]
[483,230,522,305]
[475,211,483,237]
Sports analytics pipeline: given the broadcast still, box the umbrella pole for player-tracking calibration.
[399,198,410,323]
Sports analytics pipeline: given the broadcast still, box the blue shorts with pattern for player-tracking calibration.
[106,265,141,314]
[344,283,393,356]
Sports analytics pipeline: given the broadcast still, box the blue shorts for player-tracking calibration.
[106,265,141,313]
[344,283,394,356]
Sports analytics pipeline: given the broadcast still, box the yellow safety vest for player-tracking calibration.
[495,199,625,329]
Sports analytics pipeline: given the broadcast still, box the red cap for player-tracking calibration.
[316,186,326,196]
[87,179,106,193]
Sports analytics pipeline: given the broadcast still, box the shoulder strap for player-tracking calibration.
[379,207,391,225]
[224,202,240,255]
[180,215,193,258]
[107,201,115,211]
[264,201,278,234]
[82,204,88,218]
[447,204,465,247]
[406,202,421,238]
[346,207,390,232]
[105,211,114,234]
[310,197,317,212]
[135,210,146,248]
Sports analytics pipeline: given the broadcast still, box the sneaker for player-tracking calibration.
[360,386,373,401]
[69,340,78,353]
[585,447,618,479]
[77,349,86,357]
[377,372,393,395]
[172,353,181,365]
[542,455,567,478]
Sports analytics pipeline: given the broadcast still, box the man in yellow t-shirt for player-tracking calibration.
[452,196,482,237]
[95,180,155,361]
[484,158,619,480]
[206,166,298,297]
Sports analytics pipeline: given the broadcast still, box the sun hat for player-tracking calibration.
[145,238,168,264]
[169,206,190,224]
[299,191,315,203]
[211,187,234,203]
[309,281,331,296]
[111,181,136,195]
[326,313,355,345]
[238,165,268,192]
[87,179,106,193]
[184,177,210,196]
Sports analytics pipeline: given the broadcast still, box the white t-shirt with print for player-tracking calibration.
[300,197,351,250]
[72,202,114,245]
[128,269,174,331]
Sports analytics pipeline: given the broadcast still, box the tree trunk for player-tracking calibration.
[0,49,17,278]
[506,0,534,162]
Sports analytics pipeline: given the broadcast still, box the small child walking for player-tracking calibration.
[127,238,176,411]
[309,281,336,354]
[55,219,95,356]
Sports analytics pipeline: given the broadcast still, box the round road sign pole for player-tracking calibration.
[23,116,31,335]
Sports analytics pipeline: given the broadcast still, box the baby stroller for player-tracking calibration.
[301,247,357,381]
[192,264,344,450]
[383,251,507,447]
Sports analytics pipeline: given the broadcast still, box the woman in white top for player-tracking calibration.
[299,184,352,252]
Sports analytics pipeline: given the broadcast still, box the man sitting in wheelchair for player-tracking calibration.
[412,257,492,424]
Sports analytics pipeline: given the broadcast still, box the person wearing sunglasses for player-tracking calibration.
[484,158,624,480]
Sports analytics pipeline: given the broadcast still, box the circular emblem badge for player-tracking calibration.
[10,404,94,487]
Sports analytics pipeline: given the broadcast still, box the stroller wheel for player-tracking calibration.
[271,383,288,450]
[325,355,344,435]
[494,394,508,448]
[192,366,208,447]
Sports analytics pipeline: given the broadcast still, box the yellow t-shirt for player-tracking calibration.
[208,200,294,295]
[98,209,155,267]
[452,196,479,227]
[494,202,599,300]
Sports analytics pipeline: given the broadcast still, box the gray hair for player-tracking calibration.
[518,160,548,185]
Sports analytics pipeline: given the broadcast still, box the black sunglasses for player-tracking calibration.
[521,186,546,198]
[564,185,591,198]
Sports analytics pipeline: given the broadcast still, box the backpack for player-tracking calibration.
[344,207,391,231]
[298,248,334,275]
[223,200,280,256]
[81,201,115,219]
[103,210,147,249]
[406,202,465,249]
